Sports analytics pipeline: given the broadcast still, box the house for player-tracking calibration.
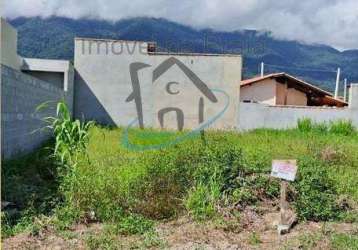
[240,73,348,107]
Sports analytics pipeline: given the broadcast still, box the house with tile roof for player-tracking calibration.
[240,73,348,107]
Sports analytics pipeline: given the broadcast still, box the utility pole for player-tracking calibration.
[335,67,341,99]
[343,78,348,102]
[260,62,264,77]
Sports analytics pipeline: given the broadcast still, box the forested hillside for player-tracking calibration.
[9,16,358,91]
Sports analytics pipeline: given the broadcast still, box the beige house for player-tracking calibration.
[240,73,347,107]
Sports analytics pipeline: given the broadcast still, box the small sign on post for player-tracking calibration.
[271,160,297,181]
[271,160,298,235]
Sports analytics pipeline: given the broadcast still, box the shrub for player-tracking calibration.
[183,137,245,220]
[330,233,358,250]
[185,181,221,220]
[52,205,81,231]
[85,231,118,250]
[231,187,257,206]
[297,118,313,132]
[293,157,341,221]
[192,140,245,192]
[136,145,199,219]
[134,137,244,220]
[329,120,355,136]
[312,122,329,133]
[230,174,280,207]
[297,118,356,136]
[242,149,271,174]
[1,147,61,237]
[108,214,154,235]
[58,131,246,223]
[4,125,358,239]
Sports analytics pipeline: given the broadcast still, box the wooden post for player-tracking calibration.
[280,181,289,225]
[272,160,298,235]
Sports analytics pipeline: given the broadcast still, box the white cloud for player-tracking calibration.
[2,0,358,49]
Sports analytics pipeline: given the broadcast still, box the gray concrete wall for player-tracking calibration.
[74,38,242,130]
[0,18,22,70]
[238,103,353,131]
[1,65,73,159]
[349,84,358,110]
[0,19,75,159]
[239,84,358,131]
[21,58,75,114]
[23,71,65,89]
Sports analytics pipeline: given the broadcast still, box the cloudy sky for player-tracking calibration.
[2,0,358,49]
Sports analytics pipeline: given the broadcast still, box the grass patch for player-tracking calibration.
[2,119,358,238]
[1,145,60,238]
[58,126,357,224]
[297,232,324,250]
[85,228,165,250]
[292,230,358,250]
[293,157,341,221]
[298,118,356,136]
[248,231,262,245]
[185,181,221,220]
[106,214,154,235]
[85,231,119,250]
[330,233,358,250]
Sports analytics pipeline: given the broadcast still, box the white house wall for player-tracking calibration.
[240,79,276,105]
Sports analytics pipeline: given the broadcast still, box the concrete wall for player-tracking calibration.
[22,58,75,113]
[239,104,352,131]
[74,38,242,130]
[0,19,75,159]
[349,84,358,110]
[24,71,65,89]
[239,84,358,131]
[0,18,22,70]
[1,65,73,159]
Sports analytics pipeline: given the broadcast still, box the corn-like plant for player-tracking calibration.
[40,101,94,164]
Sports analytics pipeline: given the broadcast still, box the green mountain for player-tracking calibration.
[9,16,358,92]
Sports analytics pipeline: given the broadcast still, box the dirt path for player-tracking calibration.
[2,212,357,249]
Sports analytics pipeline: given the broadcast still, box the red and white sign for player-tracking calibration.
[271,160,297,181]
